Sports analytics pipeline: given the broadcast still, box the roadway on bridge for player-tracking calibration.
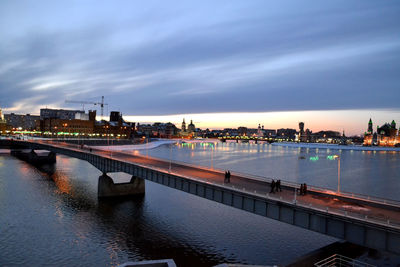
[30,140,400,229]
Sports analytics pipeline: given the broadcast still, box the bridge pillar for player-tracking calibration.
[11,149,56,165]
[98,173,145,199]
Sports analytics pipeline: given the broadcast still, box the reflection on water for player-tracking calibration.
[138,142,400,201]
[0,154,338,266]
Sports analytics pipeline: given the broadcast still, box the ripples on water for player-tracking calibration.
[1,142,399,266]
[0,153,336,266]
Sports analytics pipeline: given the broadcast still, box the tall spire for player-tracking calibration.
[181,118,186,132]
[367,118,373,133]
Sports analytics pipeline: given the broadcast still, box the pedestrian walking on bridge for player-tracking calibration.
[276,180,282,192]
[270,180,275,193]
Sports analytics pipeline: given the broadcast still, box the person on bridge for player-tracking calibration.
[224,171,228,183]
[303,183,307,195]
[276,180,282,192]
[227,170,231,183]
[300,184,304,195]
[270,180,275,193]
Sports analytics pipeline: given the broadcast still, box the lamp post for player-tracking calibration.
[169,143,172,173]
[334,155,341,193]
[63,123,68,141]
[327,154,341,193]
[106,125,109,146]
[211,143,214,169]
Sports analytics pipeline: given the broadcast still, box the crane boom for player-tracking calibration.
[65,96,108,118]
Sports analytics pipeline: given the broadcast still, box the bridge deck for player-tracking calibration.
[31,140,400,230]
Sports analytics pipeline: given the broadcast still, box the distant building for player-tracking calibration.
[110,111,122,123]
[36,110,97,135]
[363,119,399,147]
[136,122,178,138]
[298,122,307,142]
[264,129,276,138]
[0,107,7,134]
[37,117,95,135]
[179,118,196,138]
[187,120,196,133]
[40,108,85,120]
[36,109,134,139]
[181,118,186,132]
[4,113,40,130]
[256,124,263,137]
[277,128,297,140]
[238,127,248,136]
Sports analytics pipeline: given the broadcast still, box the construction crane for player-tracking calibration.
[65,96,108,118]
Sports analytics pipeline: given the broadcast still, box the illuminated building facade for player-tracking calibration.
[36,109,134,139]
[4,113,40,130]
[181,118,186,132]
[179,118,196,138]
[0,107,7,134]
[94,111,134,139]
[364,119,400,147]
[277,128,297,140]
[187,120,195,133]
[36,117,95,136]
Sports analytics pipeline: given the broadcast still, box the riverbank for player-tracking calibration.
[272,142,400,152]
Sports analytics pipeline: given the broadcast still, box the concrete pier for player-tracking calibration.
[11,149,56,165]
[98,173,145,198]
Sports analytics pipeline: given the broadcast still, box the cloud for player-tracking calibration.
[0,1,399,116]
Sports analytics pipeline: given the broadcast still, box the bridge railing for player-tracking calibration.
[20,140,400,228]
[153,163,400,229]
[314,254,376,267]
[36,139,400,208]
[157,154,400,208]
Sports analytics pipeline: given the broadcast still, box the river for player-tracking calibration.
[1,141,399,266]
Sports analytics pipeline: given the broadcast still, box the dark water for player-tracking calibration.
[140,142,400,201]
[2,141,400,266]
[0,153,336,267]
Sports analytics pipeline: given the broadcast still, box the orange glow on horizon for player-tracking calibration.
[125,109,400,136]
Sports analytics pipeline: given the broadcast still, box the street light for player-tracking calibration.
[63,123,68,141]
[333,155,340,193]
[169,143,172,173]
[327,154,341,193]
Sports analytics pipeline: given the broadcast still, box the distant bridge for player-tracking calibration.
[219,137,275,143]
[1,139,399,254]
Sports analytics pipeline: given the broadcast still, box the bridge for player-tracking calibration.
[1,139,400,255]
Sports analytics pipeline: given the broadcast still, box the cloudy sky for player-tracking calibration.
[1,1,399,134]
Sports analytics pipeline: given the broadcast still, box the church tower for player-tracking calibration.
[181,118,186,132]
[391,120,396,129]
[367,118,373,134]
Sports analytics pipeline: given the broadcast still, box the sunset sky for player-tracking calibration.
[1,1,399,135]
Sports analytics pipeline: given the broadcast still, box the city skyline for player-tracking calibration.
[1,1,400,136]
[126,109,400,135]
